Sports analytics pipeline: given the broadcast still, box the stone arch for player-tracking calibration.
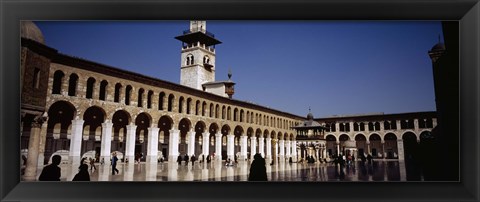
[255,128,262,138]
[208,123,219,154]
[158,115,173,157]
[247,127,254,137]
[353,133,367,157]
[234,125,244,155]
[111,110,131,158]
[81,106,106,156]
[135,112,151,159]
[384,133,398,159]
[368,133,382,157]
[402,131,418,161]
[44,100,76,164]
[178,118,192,155]
[194,121,206,155]
[326,134,337,156]
[263,129,269,138]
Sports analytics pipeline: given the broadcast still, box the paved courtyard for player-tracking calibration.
[30,159,416,182]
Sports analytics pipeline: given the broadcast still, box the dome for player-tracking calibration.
[307,112,313,120]
[21,21,45,44]
[430,43,445,52]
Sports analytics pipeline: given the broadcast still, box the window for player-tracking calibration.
[68,74,78,96]
[159,92,165,110]
[99,80,108,101]
[114,83,122,102]
[125,85,132,105]
[52,70,64,94]
[86,77,95,99]
[33,68,41,89]
[137,88,144,107]
[147,91,153,109]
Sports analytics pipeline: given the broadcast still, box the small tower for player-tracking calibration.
[175,21,222,90]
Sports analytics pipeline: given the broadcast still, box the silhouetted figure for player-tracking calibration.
[184,154,189,166]
[81,157,87,165]
[206,154,211,164]
[360,154,366,164]
[248,153,267,181]
[89,157,96,171]
[72,164,90,181]
[177,155,182,165]
[38,155,61,181]
[111,152,119,175]
[190,155,196,166]
[289,157,293,164]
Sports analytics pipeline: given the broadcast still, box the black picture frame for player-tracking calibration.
[1,0,479,201]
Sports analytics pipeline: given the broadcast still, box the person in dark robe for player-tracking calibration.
[38,155,61,181]
[72,164,90,181]
[184,154,189,166]
[206,154,211,164]
[177,155,182,165]
[248,153,267,181]
[190,154,196,166]
[111,152,119,175]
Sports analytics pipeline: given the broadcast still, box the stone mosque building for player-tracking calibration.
[20,21,437,180]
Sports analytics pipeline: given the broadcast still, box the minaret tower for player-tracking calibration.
[175,21,222,90]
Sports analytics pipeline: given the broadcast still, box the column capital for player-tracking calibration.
[227,133,234,137]
[169,129,180,133]
[215,133,222,137]
[202,132,209,137]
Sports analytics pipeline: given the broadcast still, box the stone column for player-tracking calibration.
[336,141,340,155]
[382,141,386,159]
[366,141,371,155]
[100,120,113,164]
[323,144,327,159]
[227,134,234,160]
[187,130,195,156]
[23,115,47,181]
[146,127,159,162]
[202,132,209,156]
[69,118,84,162]
[258,137,265,157]
[241,135,248,160]
[215,133,222,160]
[397,139,405,160]
[250,136,257,159]
[125,123,137,164]
[279,140,285,160]
[414,119,419,131]
[285,140,291,157]
[169,129,180,162]
[291,140,297,161]
[265,137,272,159]
[37,121,48,167]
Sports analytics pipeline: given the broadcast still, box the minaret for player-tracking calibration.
[175,21,222,90]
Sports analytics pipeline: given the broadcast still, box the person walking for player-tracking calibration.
[72,164,90,181]
[177,155,182,165]
[111,152,119,175]
[184,154,189,166]
[89,157,96,171]
[38,155,62,181]
[248,153,267,181]
[190,154,196,166]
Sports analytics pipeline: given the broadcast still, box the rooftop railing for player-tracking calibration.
[183,28,215,38]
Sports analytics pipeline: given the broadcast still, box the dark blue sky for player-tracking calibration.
[35,21,442,118]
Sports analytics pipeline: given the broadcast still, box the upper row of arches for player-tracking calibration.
[323,118,434,132]
[51,70,301,130]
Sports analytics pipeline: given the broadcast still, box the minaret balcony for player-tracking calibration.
[182,43,215,53]
[183,28,215,38]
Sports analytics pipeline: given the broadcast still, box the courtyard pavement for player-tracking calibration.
[30,159,411,182]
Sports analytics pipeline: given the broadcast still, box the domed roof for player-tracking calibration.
[21,21,45,44]
[430,43,445,52]
[307,112,314,120]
